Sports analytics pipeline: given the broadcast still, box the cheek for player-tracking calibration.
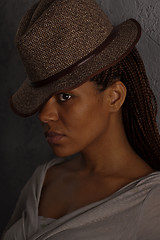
[51,99,109,156]
[63,100,108,140]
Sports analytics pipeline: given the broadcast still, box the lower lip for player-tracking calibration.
[46,135,65,144]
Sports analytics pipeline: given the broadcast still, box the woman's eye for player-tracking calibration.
[57,93,72,102]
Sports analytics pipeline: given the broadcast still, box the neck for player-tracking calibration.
[79,112,152,178]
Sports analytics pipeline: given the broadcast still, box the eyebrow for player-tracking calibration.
[56,89,76,94]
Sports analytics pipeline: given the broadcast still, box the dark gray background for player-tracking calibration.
[1,0,160,236]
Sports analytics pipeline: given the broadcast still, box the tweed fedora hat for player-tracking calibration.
[10,0,141,117]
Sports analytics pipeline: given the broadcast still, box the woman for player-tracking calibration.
[2,0,160,239]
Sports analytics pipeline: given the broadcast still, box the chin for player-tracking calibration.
[50,145,79,158]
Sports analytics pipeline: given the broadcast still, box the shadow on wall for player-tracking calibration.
[0,0,46,236]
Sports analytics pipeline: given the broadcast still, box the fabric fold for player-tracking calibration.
[2,157,160,240]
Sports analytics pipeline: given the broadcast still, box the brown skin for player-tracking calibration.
[38,80,153,219]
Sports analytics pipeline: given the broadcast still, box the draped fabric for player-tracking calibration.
[2,157,160,240]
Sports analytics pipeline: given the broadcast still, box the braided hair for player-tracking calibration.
[90,47,160,170]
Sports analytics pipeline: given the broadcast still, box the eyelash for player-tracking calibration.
[56,93,73,102]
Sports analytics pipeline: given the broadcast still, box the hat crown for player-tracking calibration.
[15,0,113,82]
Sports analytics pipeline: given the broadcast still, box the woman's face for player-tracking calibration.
[38,80,111,157]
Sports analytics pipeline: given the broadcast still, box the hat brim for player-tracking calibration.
[10,18,141,117]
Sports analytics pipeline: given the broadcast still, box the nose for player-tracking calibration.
[38,96,59,123]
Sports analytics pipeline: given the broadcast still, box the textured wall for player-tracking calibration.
[97,0,160,126]
[0,0,51,235]
[0,0,160,236]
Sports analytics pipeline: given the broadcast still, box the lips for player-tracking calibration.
[45,131,65,138]
[45,131,65,144]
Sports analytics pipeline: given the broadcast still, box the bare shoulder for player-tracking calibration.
[43,156,82,186]
[38,156,84,218]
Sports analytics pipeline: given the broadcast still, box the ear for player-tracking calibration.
[104,80,127,112]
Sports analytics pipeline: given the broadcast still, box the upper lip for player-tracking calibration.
[45,131,65,137]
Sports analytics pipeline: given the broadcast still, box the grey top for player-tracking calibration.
[38,216,56,230]
[2,157,160,240]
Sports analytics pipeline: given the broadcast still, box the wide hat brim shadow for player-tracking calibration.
[10,19,141,117]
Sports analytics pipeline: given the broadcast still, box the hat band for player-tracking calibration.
[29,26,118,88]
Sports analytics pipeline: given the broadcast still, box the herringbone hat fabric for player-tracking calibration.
[10,0,141,117]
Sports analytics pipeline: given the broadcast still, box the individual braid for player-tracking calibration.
[90,47,160,170]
